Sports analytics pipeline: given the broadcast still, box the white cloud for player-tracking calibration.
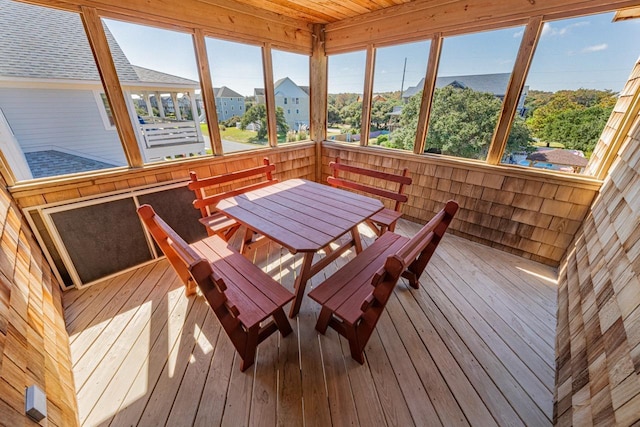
[542,21,590,37]
[513,29,524,38]
[582,43,608,53]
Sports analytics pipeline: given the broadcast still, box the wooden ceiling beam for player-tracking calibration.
[325,0,640,52]
[19,0,313,52]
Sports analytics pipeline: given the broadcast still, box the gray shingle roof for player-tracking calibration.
[403,73,512,99]
[0,0,196,87]
[132,65,198,87]
[214,86,243,98]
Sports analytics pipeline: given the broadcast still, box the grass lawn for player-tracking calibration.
[201,123,288,145]
[533,141,565,148]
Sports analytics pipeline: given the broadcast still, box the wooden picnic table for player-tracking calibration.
[215,178,384,317]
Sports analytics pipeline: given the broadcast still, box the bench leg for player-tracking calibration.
[345,324,365,364]
[240,326,260,372]
[272,308,293,337]
[315,307,333,334]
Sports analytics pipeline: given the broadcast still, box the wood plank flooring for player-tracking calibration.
[63,219,558,426]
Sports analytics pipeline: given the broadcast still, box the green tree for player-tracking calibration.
[340,101,363,132]
[327,104,341,126]
[527,89,616,152]
[370,99,400,131]
[391,87,532,157]
[240,104,289,141]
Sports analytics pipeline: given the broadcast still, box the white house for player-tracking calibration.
[255,78,310,131]
[214,86,245,122]
[0,0,205,180]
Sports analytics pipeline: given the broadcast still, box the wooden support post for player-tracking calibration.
[359,44,375,147]
[80,6,143,167]
[262,43,278,147]
[310,24,328,181]
[143,92,154,119]
[193,29,223,155]
[414,33,442,155]
[486,17,543,165]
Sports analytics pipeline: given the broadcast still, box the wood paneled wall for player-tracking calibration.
[554,63,640,426]
[322,143,601,266]
[11,144,316,209]
[0,176,79,425]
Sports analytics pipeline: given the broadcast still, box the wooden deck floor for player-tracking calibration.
[63,220,558,426]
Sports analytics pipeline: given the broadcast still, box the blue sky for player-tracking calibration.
[105,11,640,96]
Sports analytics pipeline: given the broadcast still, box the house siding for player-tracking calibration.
[554,60,640,426]
[0,87,127,168]
[274,79,310,131]
[215,97,244,122]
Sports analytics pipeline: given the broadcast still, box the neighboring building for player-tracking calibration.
[403,73,529,115]
[214,86,245,122]
[255,77,310,131]
[0,0,204,180]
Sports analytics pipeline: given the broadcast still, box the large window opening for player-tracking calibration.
[370,40,430,151]
[103,19,206,164]
[424,26,524,160]
[0,1,128,181]
[205,38,269,153]
[503,12,640,174]
[272,49,311,143]
[327,51,367,144]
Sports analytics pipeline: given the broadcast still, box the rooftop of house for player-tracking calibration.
[403,73,516,99]
[214,86,244,98]
[0,0,196,87]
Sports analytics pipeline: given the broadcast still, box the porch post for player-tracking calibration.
[155,92,166,118]
[171,93,182,120]
[143,92,154,120]
[189,91,204,143]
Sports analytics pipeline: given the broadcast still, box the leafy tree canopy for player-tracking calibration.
[240,104,288,141]
[526,89,616,152]
[391,87,532,158]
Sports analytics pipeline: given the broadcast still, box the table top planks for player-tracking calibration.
[216,179,383,253]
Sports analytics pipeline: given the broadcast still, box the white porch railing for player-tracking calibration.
[141,121,201,148]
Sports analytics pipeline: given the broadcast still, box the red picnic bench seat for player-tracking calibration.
[309,200,458,364]
[137,204,294,372]
[189,158,277,242]
[327,157,412,237]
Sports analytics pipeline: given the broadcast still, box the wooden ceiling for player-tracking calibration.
[213,0,414,24]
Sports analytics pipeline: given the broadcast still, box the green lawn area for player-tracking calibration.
[533,141,565,148]
[201,123,286,144]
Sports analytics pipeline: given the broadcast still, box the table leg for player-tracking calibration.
[351,225,363,254]
[289,252,315,318]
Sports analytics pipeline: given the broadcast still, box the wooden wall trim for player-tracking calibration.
[486,16,543,165]
[359,45,375,147]
[322,141,603,190]
[193,29,223,155]
[262,43,278,147]
[324,0,640,53]
[413,33,442,155]
[9,142,316,204]
[20,0,313,52]
[80,6,144,167]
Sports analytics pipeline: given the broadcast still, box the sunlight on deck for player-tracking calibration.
[63,220,558,426]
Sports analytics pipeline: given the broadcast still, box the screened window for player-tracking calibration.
[425,26,524,160]
[206,38,267,152]
[370,40,430,151]
[502,12,640,174]
[0,2,127,181]
[273,49,310,142]
[327,50,366,143]
[103,18,206,163]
